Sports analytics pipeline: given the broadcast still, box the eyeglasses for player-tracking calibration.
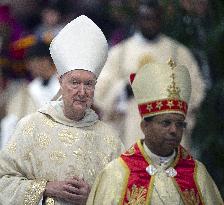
[152,119,187,129]
[68,79,96,90]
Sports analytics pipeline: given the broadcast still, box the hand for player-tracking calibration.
[44,176,90,204]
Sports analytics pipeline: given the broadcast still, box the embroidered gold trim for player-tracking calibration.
[138,53,154,69]
[43,117,57,128]
[136,140,155,204]
[167,58,181,99]
[7,142,17,153]
[182,189,200,205]
[126,184,147,205]
[181,147,189,160]
[170,146,181,168]
[137,140,153,165]
[123,146,135,156]
[24,180,47,205]
[49,151,66,164]
[193,161,205,205]
[146,175,155,204]
[118,157,131,205]
[171,178,186,204]
[142,110,186,119]
[45,197,55,205]
[38,133,51,148]
[171,167,203,205]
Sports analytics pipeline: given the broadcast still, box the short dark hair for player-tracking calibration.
[25,41,50,59]
[139,0,160,9]
[138,0,162,18]
[144,116,154,122]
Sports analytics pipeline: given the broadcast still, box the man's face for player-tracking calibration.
[141,113,185,156]
[138,7,161,40]
[59,70,96,119]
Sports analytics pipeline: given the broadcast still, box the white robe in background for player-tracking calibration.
[95,33,206,149]
[0,76,60,148]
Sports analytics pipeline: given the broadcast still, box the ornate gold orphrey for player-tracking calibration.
[138,53,154,69]
[126,184,147,205]
[167,58,180,99]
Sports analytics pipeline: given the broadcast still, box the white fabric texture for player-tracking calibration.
[50,15,108,77]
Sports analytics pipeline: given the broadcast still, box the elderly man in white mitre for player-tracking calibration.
[0,15,124,205]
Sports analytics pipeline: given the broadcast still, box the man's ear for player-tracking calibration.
[140,120,146,135]
[57,73,62,84]
[51,63,57,72]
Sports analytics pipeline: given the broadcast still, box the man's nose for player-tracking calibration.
[168,122,178,133]
[77,83,86,95]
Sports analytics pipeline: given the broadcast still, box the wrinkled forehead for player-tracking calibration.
[61,69,96,80]
[152,113,185,121]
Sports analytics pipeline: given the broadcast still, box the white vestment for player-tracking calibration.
[0,101,124,204]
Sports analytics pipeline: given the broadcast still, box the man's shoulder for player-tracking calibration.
[109,36,135,52]
[94,120,119,136]
[160,34,192,53]
[95,120,124,144]
[16,111,47,128]
[102,156,126,174]
[194,159,207,171]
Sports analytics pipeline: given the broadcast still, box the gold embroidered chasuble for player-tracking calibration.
[0,101,124,205]
[87,140,223,205]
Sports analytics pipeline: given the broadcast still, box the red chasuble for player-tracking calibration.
[119,140,204,205]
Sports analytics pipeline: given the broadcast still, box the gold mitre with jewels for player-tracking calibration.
[130,59,191,119]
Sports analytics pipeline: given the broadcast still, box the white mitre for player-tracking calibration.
[49,15,108,77]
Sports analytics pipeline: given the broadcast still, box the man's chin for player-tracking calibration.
[72,102,86,111]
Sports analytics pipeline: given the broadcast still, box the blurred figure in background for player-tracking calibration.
[1,0,39,31]
[33,0,78,44]
[164,0,214,89]
[0,5,11,132]
[191,30,224,198]
[0,4,27,145]
[0,70,7,128]
[0,4,25,45]
[0,41,59,148]
[0,4,26,79]
[95,0,205,150]
[107,0,134,47]
[34,3,64,44]
[78,0,134,47]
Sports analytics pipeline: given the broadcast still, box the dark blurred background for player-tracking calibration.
[0,0,224,198]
